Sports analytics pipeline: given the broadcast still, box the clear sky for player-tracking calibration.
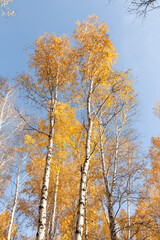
[1,0,160,153]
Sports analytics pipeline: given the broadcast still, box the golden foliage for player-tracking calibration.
[15,15,139,239]
[133,137,160,239]
[0,210,17,239]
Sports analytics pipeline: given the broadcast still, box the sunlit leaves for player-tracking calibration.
[6,15,143,239]
[0,210,17,239]
[133,137,160,239]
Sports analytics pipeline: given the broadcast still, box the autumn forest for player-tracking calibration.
[0,13,160,240]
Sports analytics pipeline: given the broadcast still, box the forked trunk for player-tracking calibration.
[108,201,117,240]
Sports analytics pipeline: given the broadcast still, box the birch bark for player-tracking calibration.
[49,170,59,240]
[84,187,88,240]
[75,80,93,240]
[7,162,21,240]
[36,86,58,240]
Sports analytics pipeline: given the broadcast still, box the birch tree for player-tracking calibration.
[0,210,17,239]
[74,16,117,240]
[0,79,24,202]
[97,96,142,240]
[0,88,32,239]
[48,170,59,240]
[132,136,160,239]
[16,102,82,239]
[13,16,143,239]
[17,34,75,240]
[7,141,33,240]
[0,89,14,198]
[7,161,21,240]
[74,16,140,240]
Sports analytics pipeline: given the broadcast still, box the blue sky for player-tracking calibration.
[1,0,160,152]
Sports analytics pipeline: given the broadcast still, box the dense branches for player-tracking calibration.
[108,0,160,16]
[128,0,160,16]
[1,16,158,240]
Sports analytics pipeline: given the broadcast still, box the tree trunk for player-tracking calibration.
[84,187,88,240]
[75,80,93,240]
[49,170,59,240]
[36,91,57,240]
[7,163,21,240]
[109,128,119,240]
[108,201,117,240]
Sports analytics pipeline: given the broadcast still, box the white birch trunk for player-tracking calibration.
[109,131,119,240]
[111,129,119,197]
[0,91,7,131]
[84,188,88,240]
[7,163,21,240]
[75,80,93,240]
[36,87,58,240]
[49,170,59,240]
